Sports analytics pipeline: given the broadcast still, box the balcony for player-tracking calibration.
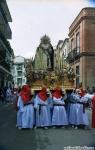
[0,23,12,39]
[0,1,12,23]
[0,31,12,53]
[66,47,80,63]
[0,58,11,72]
[0,6,12,39]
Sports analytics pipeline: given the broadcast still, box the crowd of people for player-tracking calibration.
[0,86,21,104]
[13,84,95,130]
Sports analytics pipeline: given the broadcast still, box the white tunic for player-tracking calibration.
[52,97,68,126]
[34,95,51,127]
[69,93,89,125]
[17,96,34,129]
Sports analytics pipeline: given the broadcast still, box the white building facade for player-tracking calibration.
[54,39,69,72]
[13,56,26,88]
[61,38,69,69]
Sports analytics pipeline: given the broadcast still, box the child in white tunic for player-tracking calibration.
[79,91,94,128]
[69,89,90,129]
[52,87,68,127]
[34,87,51,129]
[17,85,34,129]
[69,89,82,128]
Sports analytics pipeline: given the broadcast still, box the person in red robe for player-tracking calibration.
[92,95,95,128]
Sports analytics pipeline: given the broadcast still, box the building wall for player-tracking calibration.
[68,8,95,89]
[84,19,95,52]
[54,40,63,72]
[0,0,13,88]
[84,56,95,88]
[54,39,70,74]
[61,39,69,69]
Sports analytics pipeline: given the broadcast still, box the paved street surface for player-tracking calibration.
[0,103,95,150]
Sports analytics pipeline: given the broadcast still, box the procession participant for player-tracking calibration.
[64,89,73,122]
[68,89,77,127]
[82,90,94,102]
[6,87,12,103]
[17,85,34,129]
[69,89,83,129]
[81,90,94,128]
[0,88,5,104]
[77,90,90,128]
[30,89,36,128]
[47,88,53,123]
[79,88,85,97]
[51,87,68,128]
[13,88,18,104]
[61,89,67,103]
[69,89,92,129]
[34,87,51,129]
[92,95,95,128]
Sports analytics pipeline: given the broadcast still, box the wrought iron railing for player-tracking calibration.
[66,47,80,63]
[0,31,12,53]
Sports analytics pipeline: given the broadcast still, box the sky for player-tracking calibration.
[7,0,95,58]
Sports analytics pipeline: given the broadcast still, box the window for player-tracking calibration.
[71,39,74,50]
[17,64,22,70]
[76,77,80,88]
[17,71,22,76]
[76,65,80,75]
[76,33,80,53]
[17,78,22,85]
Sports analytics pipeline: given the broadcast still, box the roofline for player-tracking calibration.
[69,7,95,35]
[62,38,69,47]
[15,55,25,59]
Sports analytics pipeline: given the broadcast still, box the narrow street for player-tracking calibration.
[0,103,95,150]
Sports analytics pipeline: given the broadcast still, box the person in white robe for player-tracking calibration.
[69,89,83,128]
[6,87,12,102]
[51,87,68,127]
[34,87,51,129]
[17,85,34,129]
[79,90,94,128]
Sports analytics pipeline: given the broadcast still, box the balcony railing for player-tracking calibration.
[0,2,12,39]
[0,23,12,39]
[0,1,12,22]
[0,59,11,72]
[0,11,12,39]
[67,47,80,63]
[0,31,12,53]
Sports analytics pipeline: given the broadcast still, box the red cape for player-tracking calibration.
[38,87,48,101]
[20,85,31,103]
[53,87,62,99]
